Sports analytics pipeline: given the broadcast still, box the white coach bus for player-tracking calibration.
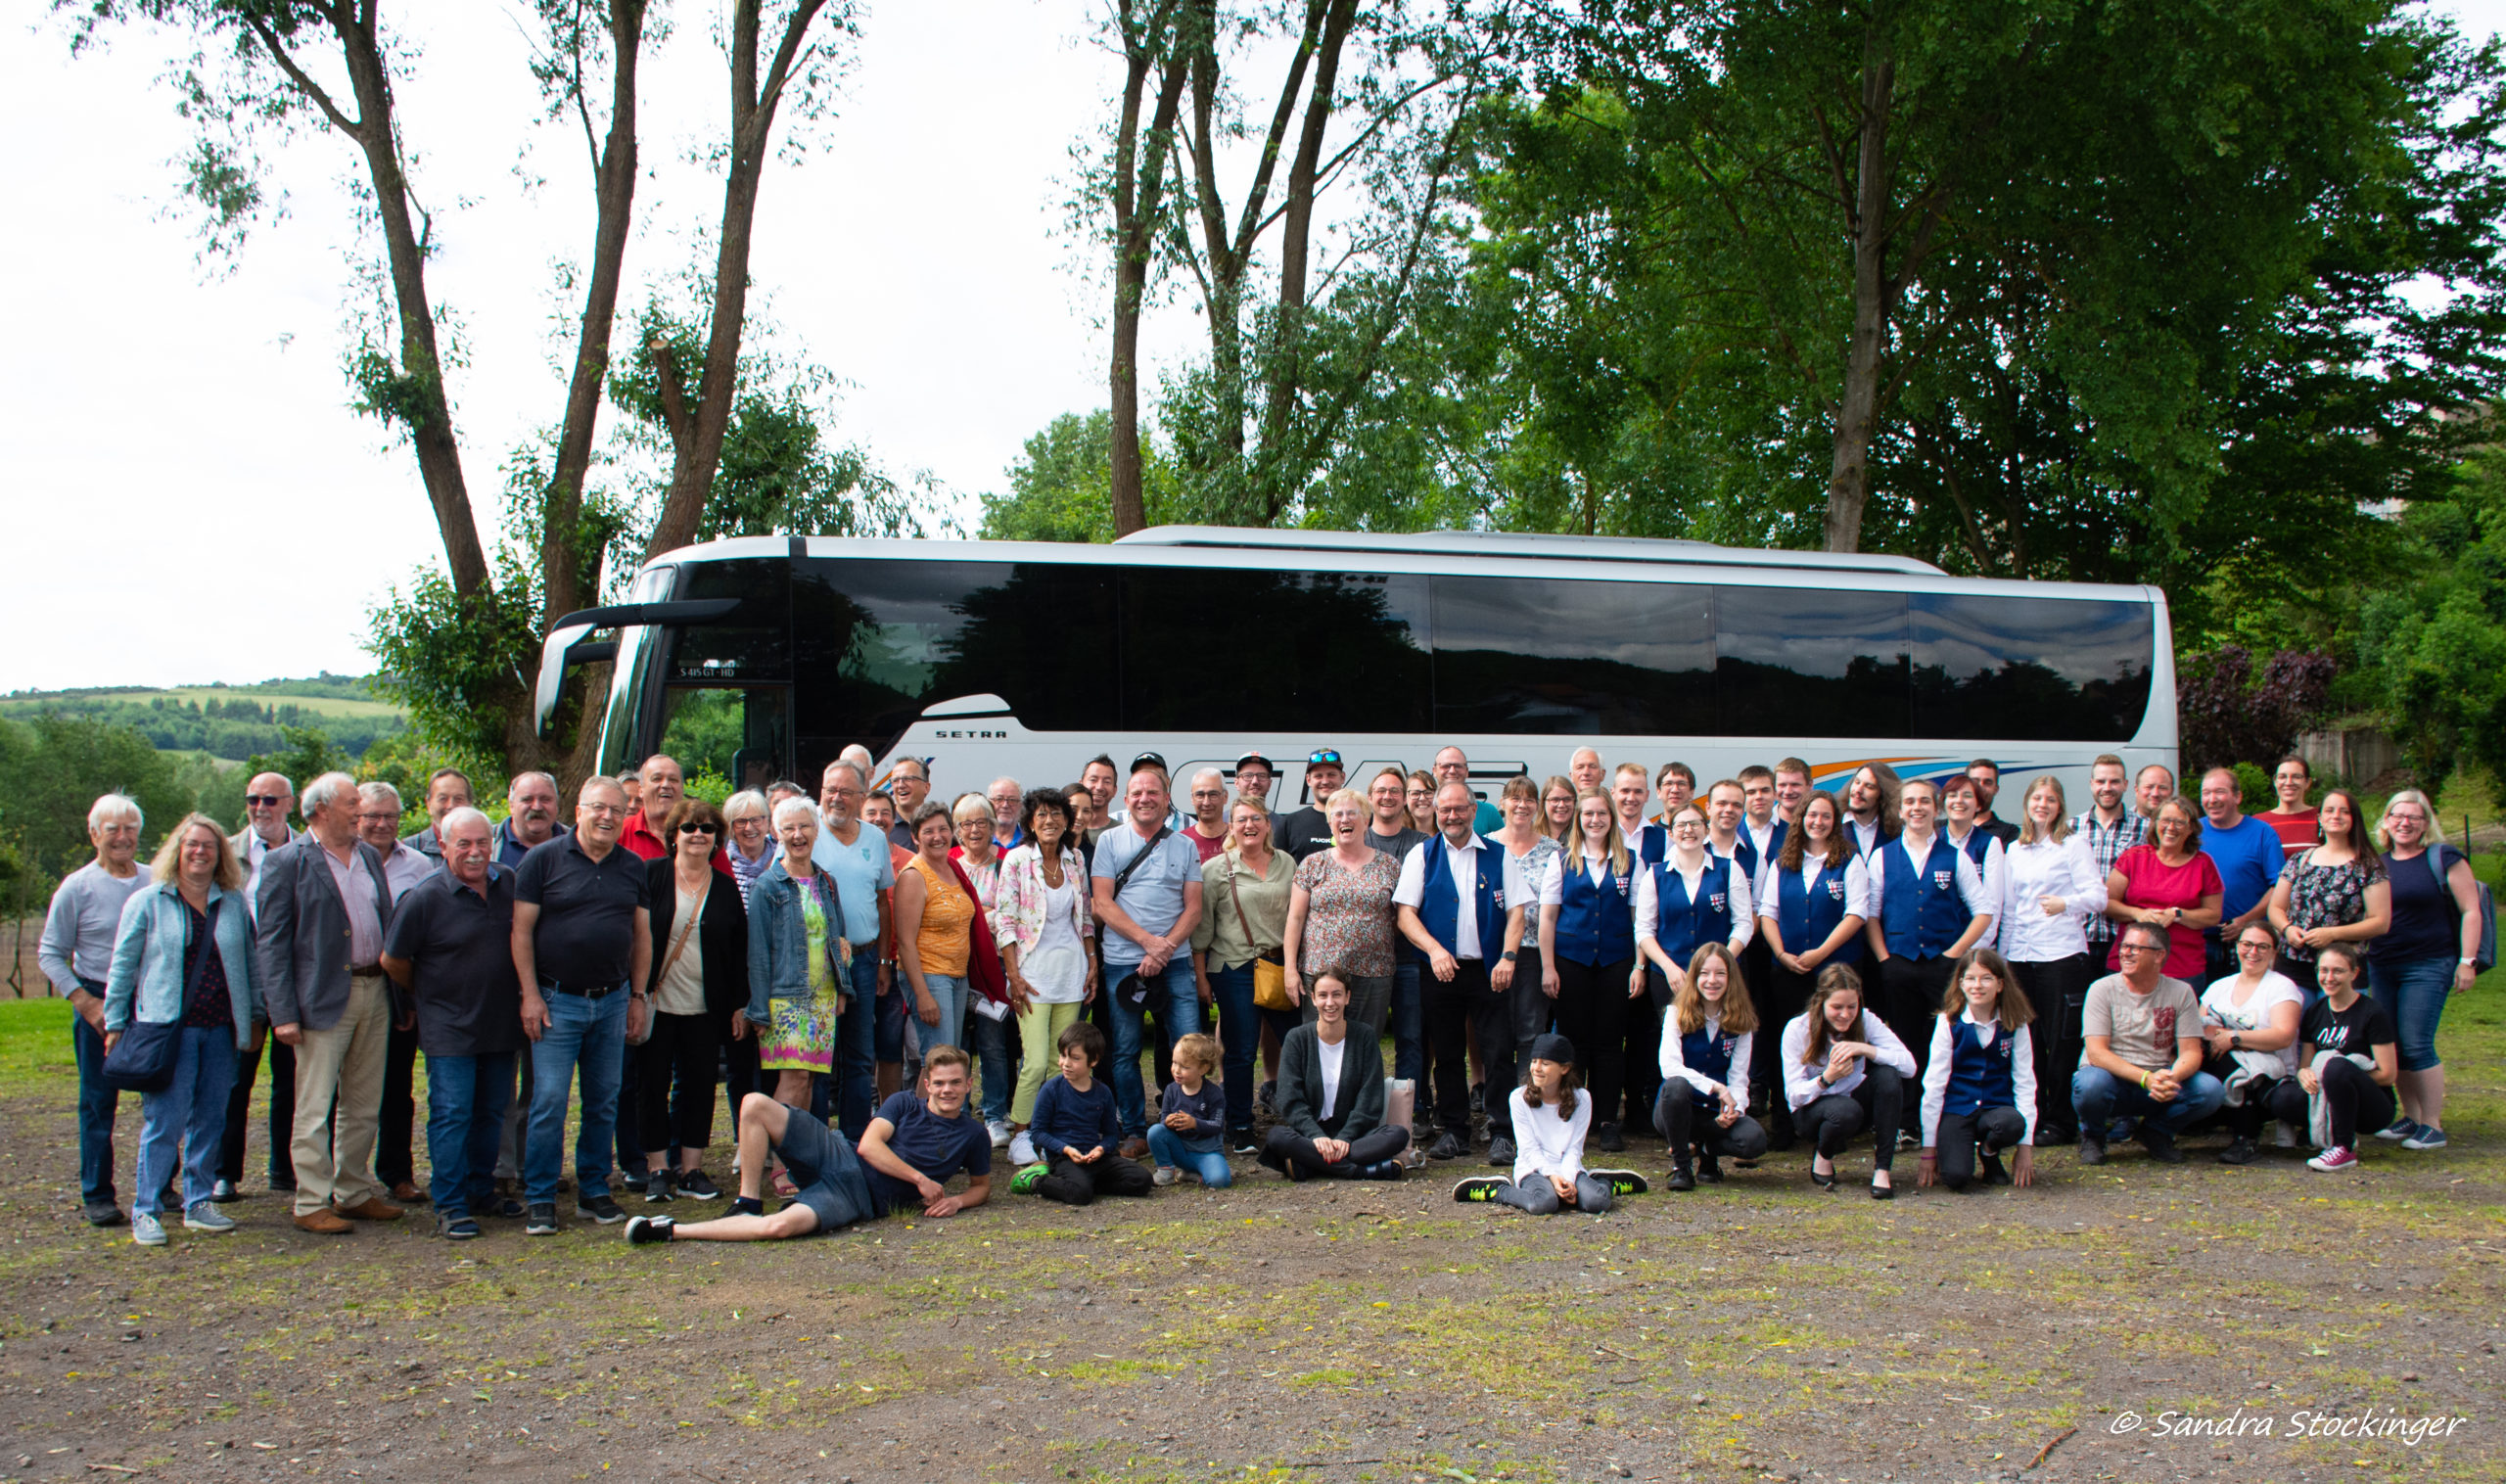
[535,526,2177,810]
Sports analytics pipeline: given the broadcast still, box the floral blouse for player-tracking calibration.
[2277,849,2382,963]
[996,842,1093,952]
[1292,847,1403,979]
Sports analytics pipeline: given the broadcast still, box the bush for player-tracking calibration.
[2232,761,2273,812]
[2176,645,2337,775]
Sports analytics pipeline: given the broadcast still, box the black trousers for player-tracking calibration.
[219,1037,297,1188]
[2208,1064,2291,1140]
[2267,1058,2392,1150]
[638,1011,722,1155]
[1424,958,1511,1134]
[1032,1151,1154,1205]
[1261,1123,1411,1179]
[1797,1064,1905,1170]
[376,1017,421,1188]
[1550,955,1635,1134]
[1756,959,1823,1144]
[1875,955,1954,1137]
[1933,1104,2025,1189]
[1502,947,1553,1140]
[1622,971,1667,1131]
[721,1031,765,1137]
[1652,1083,1772,1163]
[2010,954,2092,1141]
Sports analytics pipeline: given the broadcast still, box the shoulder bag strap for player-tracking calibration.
[655,881,704,991]
[1108,826,1172,900]
[1223,854,1258,945]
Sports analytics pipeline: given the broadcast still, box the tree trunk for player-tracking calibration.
[644,0,830,561]
[1822,30,1893,555]
[1257,0,1360,467]
[1109,0,1191,537]
[543,0,649,623]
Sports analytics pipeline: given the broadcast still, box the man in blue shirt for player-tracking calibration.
[2197,766,2288,985]
[1091,761,1207,1156]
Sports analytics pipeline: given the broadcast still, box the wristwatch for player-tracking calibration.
[1501,950,1518,962]
[2229,1032,2242,1050]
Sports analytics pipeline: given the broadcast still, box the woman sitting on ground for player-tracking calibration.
[1453,1033,1644,1213]
[1917,948,2038,1191]
[1258,970,1411,1181]
[1651,942,1768,1191]
[1782,964,1917,1200]
[2267,943,2399,1173]
[2199,921,2304,1165]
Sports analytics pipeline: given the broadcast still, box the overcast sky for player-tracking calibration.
[4,0,2502,694]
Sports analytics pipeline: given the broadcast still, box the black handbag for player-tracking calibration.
[101,897,221,1094]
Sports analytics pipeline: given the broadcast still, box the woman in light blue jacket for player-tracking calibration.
[105,812,260,1246]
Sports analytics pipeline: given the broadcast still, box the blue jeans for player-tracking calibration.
[2369,955,2453,1073]
[70,1006,119,1204]
[837,950,880,1136]
[1102,958,1201,1138]
[2070,1065,2226,1136]
[971,1000,1016,1125]
[426,1051,516,1217]
[1207,963,1261,1138]
[1145,1124,1232,1186]
[527,989,627,1204]
[916,972,969,1060]
[135,1026,238,1218]
[1390,956,1424,1085]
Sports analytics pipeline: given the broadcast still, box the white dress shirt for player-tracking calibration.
[1845,815,1886,859]
[1633,855,1755,953]
[1536,848,1618,904]
[1393,833,1490,960]
[1996,833,2110,963]
[1781,1009,1918,1111]
[1941,825,2008,924]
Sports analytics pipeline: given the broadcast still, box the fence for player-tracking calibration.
[2297,726,2401,788]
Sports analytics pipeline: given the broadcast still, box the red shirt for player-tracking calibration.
[2105,845,2225,981]
[1186,823,1230,863]
[2255,809,2319,854]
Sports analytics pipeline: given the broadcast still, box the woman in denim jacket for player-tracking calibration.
[743,798,849,1125]
[104,812,261,1246]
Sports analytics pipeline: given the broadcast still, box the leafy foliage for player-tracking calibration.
[2175,646,2339,775]
[977,411,1183,542]
[2358,448,2506,784]
[0,715,192,896]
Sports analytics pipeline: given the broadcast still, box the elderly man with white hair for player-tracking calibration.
[382,807,527,1239]
[255,770,404,1234]
[39,793,156,1227]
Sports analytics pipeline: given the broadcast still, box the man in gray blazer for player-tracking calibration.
[255,770,408,1235]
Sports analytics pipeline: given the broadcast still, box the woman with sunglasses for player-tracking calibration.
[636,798,746,1202]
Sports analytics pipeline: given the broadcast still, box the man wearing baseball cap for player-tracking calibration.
[1233,754,1276,808]
[1271,749,1345,861]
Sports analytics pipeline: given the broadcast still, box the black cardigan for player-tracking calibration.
[644,858,750,1024]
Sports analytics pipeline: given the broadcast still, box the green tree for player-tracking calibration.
[0,716,192,894]
[978,411,1183,543]
[2359,447,2506,783]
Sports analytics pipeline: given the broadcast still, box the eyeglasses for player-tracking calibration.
[676,822,719,836]
[246,795,288,808]
[2116,943,2159,956]
[356,812,401,824]
[580,803,626,817]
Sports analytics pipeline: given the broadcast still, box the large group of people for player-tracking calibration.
[38,741,2483,1246]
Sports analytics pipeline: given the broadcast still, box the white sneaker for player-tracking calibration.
[184,1202,237,1232]
[1151,1165,1182,1186]
[132,1212,167,1247]
[1007,1132,1038,1167]
[986,1119,1014,1149]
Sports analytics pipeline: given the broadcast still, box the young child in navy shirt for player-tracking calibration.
[1023,1021,1155,1205]
[1148,1033,1230,1187]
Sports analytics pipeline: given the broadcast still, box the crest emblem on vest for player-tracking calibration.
[1932,869,1953,889]
[1826,879,1845,900]
[1708,892,1728,912]
[1614,874,1631,896]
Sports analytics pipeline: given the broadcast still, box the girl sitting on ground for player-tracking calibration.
[1782,964,1917,1200]
[1652,942,1768,1190]
[2270,942,2400,1173]
[1453,1033,1646,1213]
[1917,949,2038,1191]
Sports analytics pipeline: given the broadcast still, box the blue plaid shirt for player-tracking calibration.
[2070,810,2148,945]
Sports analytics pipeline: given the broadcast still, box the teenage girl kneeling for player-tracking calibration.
[1453,1033,1647,1213]
[1652,943,1770,1190]
[1918,948,2039,1191]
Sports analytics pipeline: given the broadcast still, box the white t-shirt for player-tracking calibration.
[654,884,708,1017]
[2200,970,2306,1078]
[1317,1036,1346,1122]
[1025,876,1089,1004]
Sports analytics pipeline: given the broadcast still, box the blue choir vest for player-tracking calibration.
[1553,853,1635,967]
[1776,860,1865,965]
[1880,835,1971,959]
[1415,835,1507,959]
[1680,1021,1741,1106]
[1943,1015,2017,1117]
[1648,855,1736,964]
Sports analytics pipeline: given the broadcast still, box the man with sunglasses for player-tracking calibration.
[217,772,300,1200]
[1272,749,1346,861]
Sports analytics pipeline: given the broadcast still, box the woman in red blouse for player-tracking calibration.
[2102,797,2224,981]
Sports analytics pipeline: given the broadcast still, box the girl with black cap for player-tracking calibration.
[1452,1033,1647,1213]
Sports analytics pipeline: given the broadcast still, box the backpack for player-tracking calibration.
[2427,845,2496,974]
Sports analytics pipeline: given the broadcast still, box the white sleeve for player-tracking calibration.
[1659,1011,1709,1091]
[1391,840,1430,909]
[1866,1012,1920,1078]
[2012,1023,2038,1143]
[1843,855,1873,920]
[1633,865,1658,941]
[1781,1016,1825,1111]
[1980,837,2008,925]
[1864,851,1888,921]
[2065,835,2110,921]
[1920,1015,1954,1146]
[1726,865,1755,951]
[1538,855,1565,906]
[1558,1090,1590,1179]
[1752,859,1781,920]
[1953,849,1994,928]
[1996,850,2021,955]
[1726,1028,1752,1110]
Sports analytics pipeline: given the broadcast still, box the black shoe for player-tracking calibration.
[1810,1163,1837,1189]
[1453,1176,1505,1203]
[1695,1153,1725,1184]
[268,1178,299,1194]
[1593,1168,1648,1197]
[1361,1160,1406,1182]
[579,1194,628,1225]
[1595,1121,1626,1153]
[643,1171,676,1204]
[1485,1136,1516,1167]
[1980,1151,2012,1185]
[83,1201,125,1228]
[2037,1125,2075,1147]
[440,1216,483,1240]
[622,1171,648,1193]
[2141,1132,2189,1165]
[1666,1164,1696,1192]
[625,1215,676,1245]
[2077,1136,2108,1167]
[1765,1126,1797,1154]
[1426,1130,1467,1162]
[484,1195,528,1219]
[1257,1148,1289,1179]
[525,1202,559,1236]
[2216,1136,2259,1166]
[1258,1081,1277,1116]
[676,1170,723,1200]
[1229,1132,1260,1156]
[1870,1175,1894,1200]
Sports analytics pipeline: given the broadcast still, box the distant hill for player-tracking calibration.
[0,672,407,761]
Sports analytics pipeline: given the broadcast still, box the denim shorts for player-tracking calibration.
[773,1104,881,1233]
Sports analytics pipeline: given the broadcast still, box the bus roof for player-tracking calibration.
[1113,524,1948,577]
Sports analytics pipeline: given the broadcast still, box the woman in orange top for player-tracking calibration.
[895,800,976,1060]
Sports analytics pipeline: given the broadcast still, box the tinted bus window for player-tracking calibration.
[1909,593,2154,741]
[670,558,790,681]
[1717,586,1911,736]
[1434,576,1713,735]
[1123,568,1428,733]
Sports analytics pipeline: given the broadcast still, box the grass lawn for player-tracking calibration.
[0,982,2497,1484]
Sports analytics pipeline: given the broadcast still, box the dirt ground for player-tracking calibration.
[1,996,2499,1484]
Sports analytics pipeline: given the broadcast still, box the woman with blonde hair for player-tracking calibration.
[103,813,259,1246]
[1652,942,1766,1189]
[2366,788,2483,1148]
[1282,787,1402,1036]
[1997,775,2106,1144]
[1537,790,1640,1151]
